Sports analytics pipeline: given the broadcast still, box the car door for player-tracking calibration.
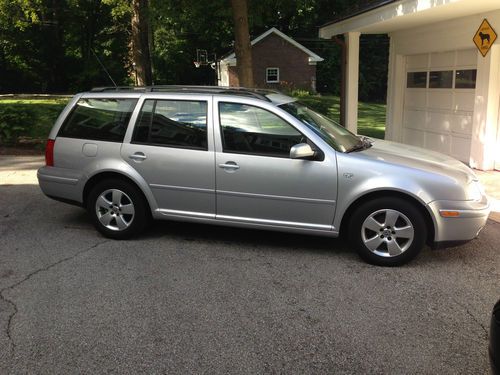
[214,96,337,231]
[121,94,215,219]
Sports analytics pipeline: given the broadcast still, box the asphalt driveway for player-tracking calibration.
[0,156,499,374]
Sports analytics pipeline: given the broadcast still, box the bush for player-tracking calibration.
[0,107,35,145]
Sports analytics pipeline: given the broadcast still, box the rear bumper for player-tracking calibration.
[37,166,85,204]
[427,196,490,243]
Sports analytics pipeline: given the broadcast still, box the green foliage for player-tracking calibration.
[0,0,389,102]
[0,99,68,144]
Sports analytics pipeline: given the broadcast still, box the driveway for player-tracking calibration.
[1,156,499,374]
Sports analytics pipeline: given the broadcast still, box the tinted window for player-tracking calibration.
[407,72,427,88]
[455,69,477,89]
[219,102,303,157]
[133,99,208,150]
[59,98,137,142]
[429,70,453,88]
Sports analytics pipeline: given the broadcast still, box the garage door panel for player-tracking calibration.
[403,109,426,130]
[454,91,475,112]
[430,51,454,68]
[404,90,427,109]
[450,136,471,162]
[450,114,473,135]
[427,91,453,110]
[406,54,428,70]
[456,49,476,66]
[427,111,452,132]
[403,128,425,148]
[425,132,451,155]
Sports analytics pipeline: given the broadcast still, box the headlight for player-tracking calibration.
[468,181,485,201]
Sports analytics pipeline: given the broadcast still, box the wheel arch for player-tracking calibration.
[82,171,155,214]
[339,190,435,245]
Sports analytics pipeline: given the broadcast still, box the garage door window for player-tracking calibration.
[407,72,427,88]
[429,71,453,88]
[455,69,477,89]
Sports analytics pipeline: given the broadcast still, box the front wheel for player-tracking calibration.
[348,197,427,266]
[87,179,149,239]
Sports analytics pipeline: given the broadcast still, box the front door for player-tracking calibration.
[214,99,337,231]
[122,96,215,218]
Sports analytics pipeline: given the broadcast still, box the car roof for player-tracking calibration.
[87,85,296,105]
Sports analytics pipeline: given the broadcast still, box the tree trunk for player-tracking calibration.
[230,0,253,88]
[131,0,152,86]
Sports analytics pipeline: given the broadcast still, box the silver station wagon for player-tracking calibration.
[38,86,490,266]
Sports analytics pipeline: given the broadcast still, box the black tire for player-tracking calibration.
[87,178,150,239]
[348,197,427,266]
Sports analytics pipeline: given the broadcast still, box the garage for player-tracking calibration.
[403,49,477,162]
[319,0,500,171]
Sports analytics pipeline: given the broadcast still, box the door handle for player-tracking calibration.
[218,162,240,170]
[129,152,147,162]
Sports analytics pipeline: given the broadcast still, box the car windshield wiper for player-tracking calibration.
[346,136,373,153]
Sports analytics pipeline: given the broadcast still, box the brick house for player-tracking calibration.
[219,28,323,92]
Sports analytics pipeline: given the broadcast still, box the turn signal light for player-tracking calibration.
[440,210,460,218]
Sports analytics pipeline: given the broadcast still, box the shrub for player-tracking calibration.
[0,107,34,145]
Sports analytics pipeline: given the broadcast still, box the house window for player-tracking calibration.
[266,68,279,83]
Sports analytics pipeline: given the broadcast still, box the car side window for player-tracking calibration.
[58,98,137,142]
[133,99,208,150]
[219,102,304,157]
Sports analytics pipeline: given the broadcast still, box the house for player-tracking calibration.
[219,27,323,92]
[319,0,500,171]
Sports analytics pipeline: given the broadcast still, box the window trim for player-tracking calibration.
[266,67,280,83]
[131,98,209,151]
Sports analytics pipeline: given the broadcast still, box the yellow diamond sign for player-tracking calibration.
[473,19,497,57]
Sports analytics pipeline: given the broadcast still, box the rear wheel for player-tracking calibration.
[87,179,149,239]
[349,197,427,266]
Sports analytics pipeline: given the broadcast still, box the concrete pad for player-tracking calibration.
[0,156,43,185]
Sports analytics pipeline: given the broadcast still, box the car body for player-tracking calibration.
[37,86,490,266]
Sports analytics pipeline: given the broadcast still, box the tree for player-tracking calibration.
[131,0,152,85]
[230,0,253,87]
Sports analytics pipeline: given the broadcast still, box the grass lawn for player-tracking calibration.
[0,95,386,148]
[295,95,386,139]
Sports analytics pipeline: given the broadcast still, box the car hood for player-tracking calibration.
[358,139,478,184]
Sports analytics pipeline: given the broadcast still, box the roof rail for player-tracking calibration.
[89,85,280,101]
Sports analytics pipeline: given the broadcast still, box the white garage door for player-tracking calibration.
[403,50,477,163]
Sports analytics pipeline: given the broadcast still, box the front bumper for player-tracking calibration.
[427,195,490,243]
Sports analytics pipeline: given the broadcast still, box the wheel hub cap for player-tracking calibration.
[95,189,135,231]
[361,208,415,258]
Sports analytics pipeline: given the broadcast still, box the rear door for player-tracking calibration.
[213,96,337,231]
[121,94,215,219]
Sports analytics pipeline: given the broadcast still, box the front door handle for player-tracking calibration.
[218,162,240,170]
[129,152,147,162]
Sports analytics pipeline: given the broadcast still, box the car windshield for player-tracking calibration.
[279,101,362,152]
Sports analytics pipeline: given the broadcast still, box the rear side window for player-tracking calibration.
[132,99,208,150]
[58,98,137,142]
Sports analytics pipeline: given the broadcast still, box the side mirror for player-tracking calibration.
[290,143,315,160]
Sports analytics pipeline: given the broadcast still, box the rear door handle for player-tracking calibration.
[129,152,147,162]
[218,162,240,170]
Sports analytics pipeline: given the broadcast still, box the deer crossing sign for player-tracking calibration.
[473,19,497,57]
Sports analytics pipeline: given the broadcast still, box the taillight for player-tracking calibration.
[45,139,55,166]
